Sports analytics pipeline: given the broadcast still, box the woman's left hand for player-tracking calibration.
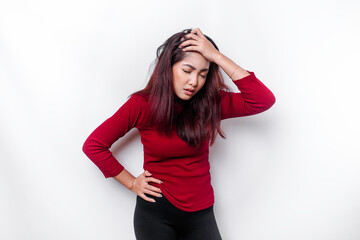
[179,28,222,63]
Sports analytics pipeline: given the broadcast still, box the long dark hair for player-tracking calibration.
[133,28,230,148]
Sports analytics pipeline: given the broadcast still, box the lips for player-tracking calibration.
[184,88,195,96]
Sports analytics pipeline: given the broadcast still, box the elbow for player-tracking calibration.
[267,92,276,109]
[82,136,99,157]
[82,136,110,158]
[260,92,276,112]
[82,138,90,156]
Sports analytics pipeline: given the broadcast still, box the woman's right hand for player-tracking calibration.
[131,170,163,202]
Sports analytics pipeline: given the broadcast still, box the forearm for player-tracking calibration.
[113,169,135,190]
[213,52,250,80]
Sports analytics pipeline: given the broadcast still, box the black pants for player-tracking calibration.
[134,194,222,240]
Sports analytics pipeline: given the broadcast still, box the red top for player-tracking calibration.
[82,70,275,212]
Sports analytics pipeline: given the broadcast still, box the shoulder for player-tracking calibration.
[125,93,149,108]
[111,93,149,117]
[116,93,150,127]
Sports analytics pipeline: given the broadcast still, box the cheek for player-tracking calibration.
[172,69,179,83]
[198,79,206,90]
[173,70,185,85]
[173,71,184,90]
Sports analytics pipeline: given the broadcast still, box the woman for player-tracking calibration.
[82,28,276,240]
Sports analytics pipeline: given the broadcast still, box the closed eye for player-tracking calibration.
[183,69,206,78]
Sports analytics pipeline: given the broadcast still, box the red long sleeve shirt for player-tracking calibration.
[82,70,275,212]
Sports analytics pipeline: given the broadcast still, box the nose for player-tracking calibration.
[188,75,198,87]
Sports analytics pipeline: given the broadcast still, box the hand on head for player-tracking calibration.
[178,28,221,63]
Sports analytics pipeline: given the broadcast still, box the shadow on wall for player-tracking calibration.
[110,128,141,155]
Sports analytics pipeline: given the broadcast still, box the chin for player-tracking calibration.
[175,91,197,101]
[180,95,193,101]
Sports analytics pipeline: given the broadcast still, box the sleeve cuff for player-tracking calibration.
[233,70,256,83]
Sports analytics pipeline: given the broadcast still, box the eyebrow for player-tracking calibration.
[183,63,209,72]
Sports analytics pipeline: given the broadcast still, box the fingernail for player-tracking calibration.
[159,180,163,184]
[153,199,156,203]
[159,194,162,198]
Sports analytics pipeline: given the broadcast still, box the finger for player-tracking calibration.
[190,28,199,35]
[144,170,152,177]
[145,177,163,184]
[180,33,200,43]
[140,193,156,203]
[185,32,201,41]
[179,40,199,49]
[191,28,205,38]
[182,45,198,52]
[143,189,163,198]
[146,185,162,193]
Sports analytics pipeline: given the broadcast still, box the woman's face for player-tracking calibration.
[172,52,210,100]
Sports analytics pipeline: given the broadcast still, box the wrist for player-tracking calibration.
[212,52,224,64]
[129,178,135,191]
[113,169,136,191]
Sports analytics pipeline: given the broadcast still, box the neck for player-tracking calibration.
[174,95,186,104]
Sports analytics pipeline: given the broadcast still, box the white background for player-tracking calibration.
[1,0,359,239]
